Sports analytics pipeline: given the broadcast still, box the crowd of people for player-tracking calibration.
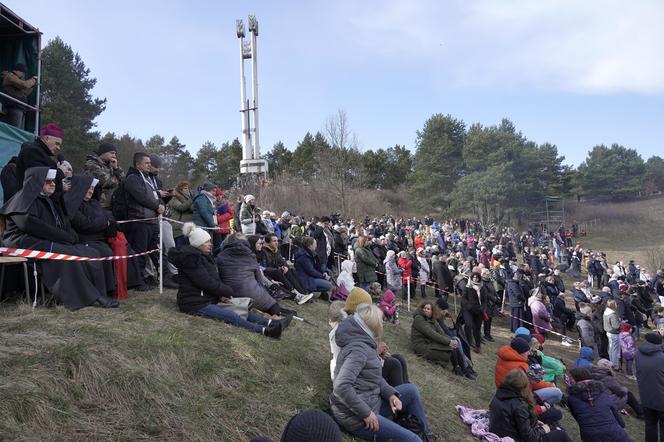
[3,127,664,441]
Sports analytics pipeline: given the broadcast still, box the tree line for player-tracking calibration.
[36,37,664,222]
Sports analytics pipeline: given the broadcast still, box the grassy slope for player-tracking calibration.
[567,195,664,264]
[4,197,663,441]
[0,286,645,441]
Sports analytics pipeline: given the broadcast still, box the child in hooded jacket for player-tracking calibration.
[619,322,636,379]
[379,289,400,324]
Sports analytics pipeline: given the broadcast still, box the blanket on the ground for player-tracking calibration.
[455,405,514,442]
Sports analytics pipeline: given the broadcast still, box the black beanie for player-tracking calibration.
[280,409,342,442]
[510,337,531,354]
[645,332,663,345]
[13,63,27,73]
[97,142,117,156]
[436,297,449,311]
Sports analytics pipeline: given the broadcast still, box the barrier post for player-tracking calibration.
[453,289,457,316]
[407,277,411,312]
[337,253,341,275]
[159,214,163,294]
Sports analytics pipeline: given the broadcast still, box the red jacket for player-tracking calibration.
[216,203,234,234]
[494,345,554,391]
[398,257,413,283]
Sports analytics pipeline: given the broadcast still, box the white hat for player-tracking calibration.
[182,222,211,248]
[244,194,255,203]
[46,169,57,180]
[91,178,99,187]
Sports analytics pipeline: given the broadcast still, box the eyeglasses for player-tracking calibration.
[44,179,55,184]
[257,241,264,245]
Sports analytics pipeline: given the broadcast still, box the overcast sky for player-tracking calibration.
[10,0,664,166]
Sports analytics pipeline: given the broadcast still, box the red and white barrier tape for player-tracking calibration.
[115,216,160,224]
[0,247,160,261]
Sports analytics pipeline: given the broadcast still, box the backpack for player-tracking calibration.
[110,182,129,221]
[393,410,434,441]
[330,285,349,302]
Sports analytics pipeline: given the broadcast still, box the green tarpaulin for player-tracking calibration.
[0,120,33,203]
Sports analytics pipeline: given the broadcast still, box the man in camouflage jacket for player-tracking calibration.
[83,142,123,209]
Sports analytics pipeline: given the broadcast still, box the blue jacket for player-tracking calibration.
[192,192,215,228]
[294,247,331,292]
[636,342,664,411]
[567,380,630,442]
[573,346,594,369]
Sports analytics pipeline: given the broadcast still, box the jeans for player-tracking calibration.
[534,387,563,405]
[452,337,471,369]
[607,332,620,369]
[197,303,268,334]
[348,383,430,441]
[644,407,664,442]
[312,278,333,291]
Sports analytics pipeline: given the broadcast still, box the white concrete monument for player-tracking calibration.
[236,15,268,175]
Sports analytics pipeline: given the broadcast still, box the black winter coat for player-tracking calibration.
[15,138,64,193]
[169,245,234,314]
[1,156,19,202]
[123,167,160,222]
[462,284,485,315]
[489,385,546,442]
[636,342,664,411]
[71,199,113,242]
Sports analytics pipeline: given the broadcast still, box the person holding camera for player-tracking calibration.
[1,63,37,130]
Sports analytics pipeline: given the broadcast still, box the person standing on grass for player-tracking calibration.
[636,332,664,442]
[330,303,435,441]
[462,272,485,353]
[604,300,622,371]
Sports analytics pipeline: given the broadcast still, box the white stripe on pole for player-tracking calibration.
[159,214,163,294]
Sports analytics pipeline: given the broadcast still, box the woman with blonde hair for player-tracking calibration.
[330,303,433,441]
[489,368,571,441]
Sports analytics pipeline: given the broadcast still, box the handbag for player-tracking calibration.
[215,296,253,319]
[393,410,435,441]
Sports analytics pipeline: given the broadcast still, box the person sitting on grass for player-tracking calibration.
[435,297,477,379]
[573,346,594,370]
[566,367,632,442]
[411,301,472,379]
[495,337,563,406]
[294,236,333,299]
[168,223,288,339]
[591,358,644,420]
[489,368,572,441]
[330,303,435,441]
[528,334,566,384]
[251,233,314,305]
[343,288,409,387]
[378,289,400,324]
[216,232,290,317]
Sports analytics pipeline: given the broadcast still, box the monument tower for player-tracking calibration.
[236,15,268,176]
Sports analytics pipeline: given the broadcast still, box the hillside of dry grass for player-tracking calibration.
[566,195,664,267]
[3,198,661,441]
[0,283,644,441]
